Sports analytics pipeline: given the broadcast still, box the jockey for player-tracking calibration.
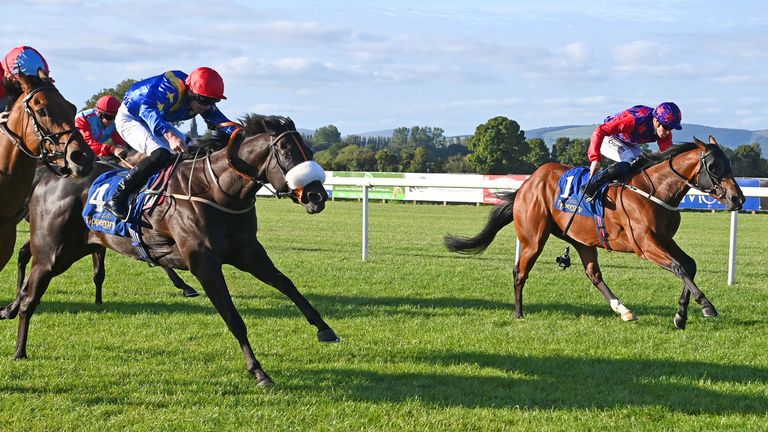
[0,46,52,109]
[75,95,127,158]
[583,102,682,202]
[103,67,237,220]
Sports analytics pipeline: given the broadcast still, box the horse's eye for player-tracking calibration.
[36,107,48,118]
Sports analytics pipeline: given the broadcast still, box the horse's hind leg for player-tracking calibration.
[513,220,554,319]
[13,262,55,359]
[233,241,339,343]
[572,243,636,321]
[163,267,199,298]
[92,248,106,304]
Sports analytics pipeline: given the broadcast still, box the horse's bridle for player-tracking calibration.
[668,144,730,199]
[225,125,311,202]
[0,85,80,177]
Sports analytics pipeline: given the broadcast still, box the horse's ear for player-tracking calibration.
[692,136,705,146]
[708,135,718,146]
[37,67,50,82]
[17,72,33,93]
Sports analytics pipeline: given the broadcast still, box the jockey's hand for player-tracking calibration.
[116,148,129,159]
[164,131,188,153]
[589,160,600,178]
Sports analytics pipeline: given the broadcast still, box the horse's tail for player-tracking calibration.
[444,191,516,255]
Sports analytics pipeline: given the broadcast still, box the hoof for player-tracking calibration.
[621,311,638,321]
[674,313,687,330]
[702,305,719,318]
[317,328,340,343]
[251,370,274,386]
[182,288,200,298]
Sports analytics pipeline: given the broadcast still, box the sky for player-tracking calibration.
[3,0,767,136]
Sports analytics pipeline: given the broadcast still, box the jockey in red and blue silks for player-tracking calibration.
[75,95,126,157]
[104,67,236,220]
[583,102,682,202]
[0,45,52,111]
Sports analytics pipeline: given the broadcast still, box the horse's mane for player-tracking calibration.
[635,141,700,170]
[194,113,296,152]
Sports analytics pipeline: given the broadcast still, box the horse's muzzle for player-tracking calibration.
[300,180,328,214]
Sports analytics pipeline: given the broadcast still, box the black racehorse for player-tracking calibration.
[1,114,338,386]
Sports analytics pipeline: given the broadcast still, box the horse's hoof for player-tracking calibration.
[318,328,340,343]
[251,370,274,386]
[702,305,719,318]
[621,311,638,321]
[182,288,200,298]
[673,313,687,330]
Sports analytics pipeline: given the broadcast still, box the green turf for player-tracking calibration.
[1,198,766,431]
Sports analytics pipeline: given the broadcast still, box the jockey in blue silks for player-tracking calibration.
[104,67,237,220]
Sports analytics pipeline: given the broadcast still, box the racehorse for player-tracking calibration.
[0,73,94,274]
[1,114,337,386]
[445,136,744,329]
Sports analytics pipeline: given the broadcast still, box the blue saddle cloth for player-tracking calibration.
[82,169,161,237]
[554,166,608,218]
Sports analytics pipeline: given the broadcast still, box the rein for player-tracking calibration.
[0,85,78,177]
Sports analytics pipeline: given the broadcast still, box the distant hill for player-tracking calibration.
[526,124,768,154]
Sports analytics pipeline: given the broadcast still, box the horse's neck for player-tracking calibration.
[633,160,692,205]
[172,149,262,205]
[0,138,36,219]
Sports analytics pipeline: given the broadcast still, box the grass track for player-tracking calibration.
[1,198,767,431]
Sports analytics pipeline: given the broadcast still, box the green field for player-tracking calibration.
[1,199,767,431]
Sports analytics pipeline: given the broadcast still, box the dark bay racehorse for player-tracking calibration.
[0,73,94,274]
[1,114,337,385]
[446,136,744,329]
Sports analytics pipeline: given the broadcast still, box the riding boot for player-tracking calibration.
[584,161,632,202]
[103,148,174,220]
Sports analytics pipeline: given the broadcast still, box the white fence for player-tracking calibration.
[320,174,768,286]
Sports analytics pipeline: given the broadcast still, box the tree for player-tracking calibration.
[82,78,137,110]
[375,149,399,172]
[550,137,589,166]
[312,125,341,150]
[730,143,768,177]
[525,138,551,172]
[466,116,529,174]
[443,154,471,173]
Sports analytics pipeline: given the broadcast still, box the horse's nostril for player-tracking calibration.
[308,192,323,204]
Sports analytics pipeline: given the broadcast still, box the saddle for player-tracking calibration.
[555,166,614,250]
[82,162,177,264]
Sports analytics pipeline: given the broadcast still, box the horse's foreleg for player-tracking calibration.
[91,248,106,304]
[573,243,636,321]
[163,267,199,298]
[188,251,273,386]
[665,241,707,330]
[234,241,339,343]
[0,224,17,274]
[642,238,715,329]
[2,240,34,320]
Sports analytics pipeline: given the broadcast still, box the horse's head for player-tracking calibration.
[7,73,95,177]
[231,115,328,214]
[675,136,745,211]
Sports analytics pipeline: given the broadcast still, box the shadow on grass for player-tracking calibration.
[9,291,736,326]
[292,351,768,414]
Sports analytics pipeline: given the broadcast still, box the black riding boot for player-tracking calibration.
[103,148,174,220]
[584,161,632,202]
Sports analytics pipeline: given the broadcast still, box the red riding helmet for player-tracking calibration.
[95,95,121,116]
[185,67,227,100]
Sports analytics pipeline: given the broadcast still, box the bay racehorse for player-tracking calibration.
[445,136,744,329]
[1,114,337,385]
[0,73,94,274]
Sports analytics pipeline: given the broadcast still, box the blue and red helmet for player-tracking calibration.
[653,102,682,130]
[2,46,50,80]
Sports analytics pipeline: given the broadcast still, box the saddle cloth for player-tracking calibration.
[554,166,613,250]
